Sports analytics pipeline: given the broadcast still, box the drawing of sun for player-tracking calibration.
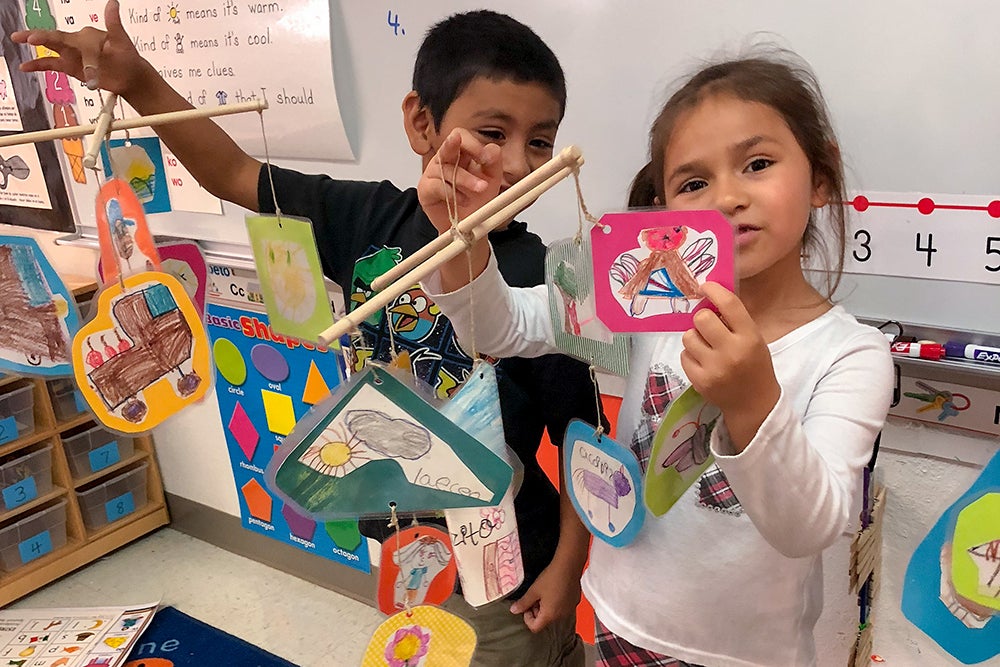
[299,423,372,477]
[167,3,181,23]
[265,240,317,323]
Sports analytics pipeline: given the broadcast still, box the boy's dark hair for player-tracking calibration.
[413,10,566,128]
[632,48,848,298]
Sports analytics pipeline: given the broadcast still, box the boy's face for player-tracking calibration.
[409,77,561,193]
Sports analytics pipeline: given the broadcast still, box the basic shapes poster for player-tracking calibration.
[592,210,734,332]
[362,605,476,667]
[266,365,513,520]
[564,419,644,547]
[378,524,458,615]
[0,236,80,376]
[0,601,157,667]
[95,179,162,286]
[545,238,631,376]
[246,215,334,343]
[72,272,210,433]
[902,451,1000,664]
[100,138,171,215]
[645,386,722,516]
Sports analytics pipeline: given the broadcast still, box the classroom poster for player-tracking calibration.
[206,262,369,573]
[50,0,354,161]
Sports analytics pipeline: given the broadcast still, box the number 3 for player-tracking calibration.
[852,229,872,263]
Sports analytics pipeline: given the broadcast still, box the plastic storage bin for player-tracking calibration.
[47,379,88,421]
[0,445,54,512]
[0,385,36,445]
[0,499,68,572]
[62,425,134,478]
[76,463,148,531]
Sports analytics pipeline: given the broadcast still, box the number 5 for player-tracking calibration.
[987,236,1000,272]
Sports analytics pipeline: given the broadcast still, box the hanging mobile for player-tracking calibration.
[377,504,458,615]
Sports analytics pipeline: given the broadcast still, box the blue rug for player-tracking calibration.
[124,606,297,667]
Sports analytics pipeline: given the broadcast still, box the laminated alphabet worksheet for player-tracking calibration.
[0,602,158,667]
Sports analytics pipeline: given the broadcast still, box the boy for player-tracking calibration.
[16,3,599,665]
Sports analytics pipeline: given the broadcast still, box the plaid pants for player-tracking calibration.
[595,617,705,667]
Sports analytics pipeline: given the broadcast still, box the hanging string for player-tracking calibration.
[385,303,399,363]
[386,502,413,616]
[436,151,477,360]
[572,165,607,246]
[257,98,283,223]
[589,363,604,439]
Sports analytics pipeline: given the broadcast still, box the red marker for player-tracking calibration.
[890,341,945,360]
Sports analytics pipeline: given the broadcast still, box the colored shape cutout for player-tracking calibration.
[214,338,247,385]
[564,419,644,547]
[645,386,722,516]
[241,478,273,522]
[281,503,317,541]
[95,179,162,287]
[592,210,734,333]
[301,360,331,405]
[325,520,363,551]
[251,343,290,383]
[951,493,1000,612]
[362,605,476,667]
[71,272,211,433]
[377,524,457,615]
[228,402,259,461]
[100,138,171,215]
[0,236,81,377]
[261,390,296,436]
[100,241,208,316]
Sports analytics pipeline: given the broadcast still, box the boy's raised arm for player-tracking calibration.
[12,0,261,211]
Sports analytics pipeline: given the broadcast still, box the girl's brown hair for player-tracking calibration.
[629,49,847,297]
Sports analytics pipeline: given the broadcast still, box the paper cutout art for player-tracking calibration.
[378,525,457,614]
[545,238,630,376]
[96,180,162,286]
[903,452,1000,664]
[645,386,722,516]
[100,138,171,215]
[592,210,734,333]
[101,241,208,317]
[72,273,210,433]
[442,363,525,606]
[363,605,476,667]
[0,237,80,376]
[265,365,514,520]
[246,215,334,342]
[564,419,644,547]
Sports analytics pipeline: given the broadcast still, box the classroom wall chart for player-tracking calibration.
[206,261,369,573]
[46,0,353,161]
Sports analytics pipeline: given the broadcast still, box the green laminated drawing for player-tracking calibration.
[265,364,514,520]
[246,215,334,343]
[645,386,722,516]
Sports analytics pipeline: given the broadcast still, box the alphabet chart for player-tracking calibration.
[842,191,1000,286]
[0,602,157,667]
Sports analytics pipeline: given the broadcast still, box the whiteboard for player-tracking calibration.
[62,0,1000,332]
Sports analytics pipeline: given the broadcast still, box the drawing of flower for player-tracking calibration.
[384,625,431,666]
[482,506,505,530]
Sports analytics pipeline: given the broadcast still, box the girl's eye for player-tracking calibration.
[746,158,773,173]
[678,179,707,194]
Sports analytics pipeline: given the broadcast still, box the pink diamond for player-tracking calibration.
[229,401,259,461]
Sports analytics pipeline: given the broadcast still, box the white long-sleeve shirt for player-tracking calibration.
[424,252,893,667]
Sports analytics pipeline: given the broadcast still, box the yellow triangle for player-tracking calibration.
[301,360,331,405]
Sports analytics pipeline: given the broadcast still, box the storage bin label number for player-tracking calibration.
[18,529,52,564]
[2,476,38,509]
[89,441,121,473]
[105,491,135,523]
[0,416,18,445]
[73,390,88,414]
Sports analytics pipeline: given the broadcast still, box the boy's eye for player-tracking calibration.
[478,129,505,143]
[529,138,555,151]
[746,158,773,173]
[678,179,707,194]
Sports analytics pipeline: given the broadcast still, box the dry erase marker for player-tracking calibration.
[890,341,945,360]
[944,341,1000,365]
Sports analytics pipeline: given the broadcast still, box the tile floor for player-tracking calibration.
[10,528,385,666]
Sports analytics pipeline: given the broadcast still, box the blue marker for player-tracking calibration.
[944,341,1000,366]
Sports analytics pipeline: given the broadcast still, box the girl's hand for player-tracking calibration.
[680,282,781,451]
[417,128,502,235]
[12,0,145,93]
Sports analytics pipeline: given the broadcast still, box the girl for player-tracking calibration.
[418,49,893,667]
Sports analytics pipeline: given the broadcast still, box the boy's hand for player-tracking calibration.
[418,128,502,235]
[12,0,145,94]
[509,558,582,633]
[680,282,781,451]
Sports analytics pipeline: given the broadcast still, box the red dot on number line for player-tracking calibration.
[852,195,870,212]
[988,200,1000,218]
[917,198,935,215]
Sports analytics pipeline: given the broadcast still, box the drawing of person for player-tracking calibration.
[393,536,452,608]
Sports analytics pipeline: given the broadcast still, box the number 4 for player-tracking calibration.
[915,232,937,268]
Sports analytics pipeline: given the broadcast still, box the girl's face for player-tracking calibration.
[659,93,827,283]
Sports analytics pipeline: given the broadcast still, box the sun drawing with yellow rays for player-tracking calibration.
[298,422,371,477]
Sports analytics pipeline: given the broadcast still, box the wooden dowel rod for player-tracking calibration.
[371,145,584,291]
[0,100,268,148]
[82,93,118,169]
[318,161,580,345]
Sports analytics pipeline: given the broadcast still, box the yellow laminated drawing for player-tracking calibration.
[72,272,210,433]
[363,605,476,667]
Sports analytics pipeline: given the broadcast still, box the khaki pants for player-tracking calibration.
[440,594,586,667]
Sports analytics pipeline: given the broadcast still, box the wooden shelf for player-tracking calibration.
[72,451,149,489]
